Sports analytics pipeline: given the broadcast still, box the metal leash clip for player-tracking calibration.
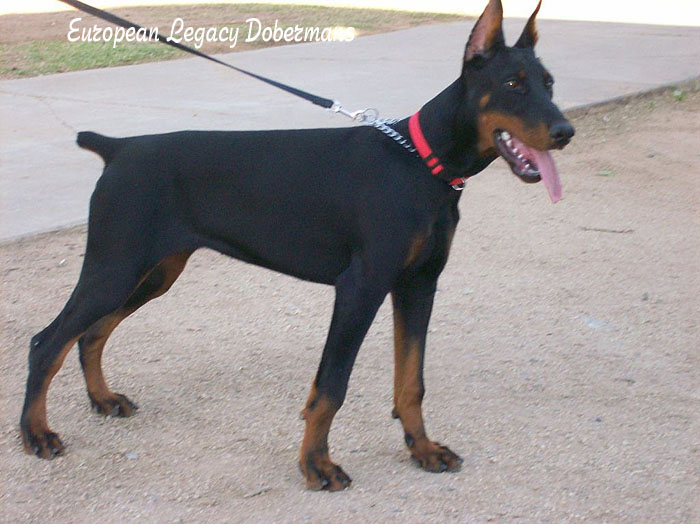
[330,101,379,124]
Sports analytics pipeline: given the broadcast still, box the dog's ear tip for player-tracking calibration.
[464,0,505,62]
[515,0,542,49]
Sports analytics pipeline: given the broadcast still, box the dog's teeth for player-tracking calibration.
[506,139,513,147]
[501,131,511,140]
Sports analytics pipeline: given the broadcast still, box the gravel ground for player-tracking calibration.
[1,88,698,523]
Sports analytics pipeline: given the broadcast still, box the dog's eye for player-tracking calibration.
[544,75,554,88]
[505,79,520,90]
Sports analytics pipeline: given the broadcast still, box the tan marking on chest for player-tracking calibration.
[404,234,429,268]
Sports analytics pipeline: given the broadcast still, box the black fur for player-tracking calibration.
[20,0,573,490]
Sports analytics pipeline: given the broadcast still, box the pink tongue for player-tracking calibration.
[529,148,562,203]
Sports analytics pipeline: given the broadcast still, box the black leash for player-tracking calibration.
[57,0,336,109]
[56,0,463,188]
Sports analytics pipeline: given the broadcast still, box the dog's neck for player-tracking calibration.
[398,78,498,182]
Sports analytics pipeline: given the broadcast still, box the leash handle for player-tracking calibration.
[57,0,336,109]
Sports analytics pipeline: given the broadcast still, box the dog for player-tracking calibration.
[20,0,573,491]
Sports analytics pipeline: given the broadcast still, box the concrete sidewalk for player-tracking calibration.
[1,19,699,241]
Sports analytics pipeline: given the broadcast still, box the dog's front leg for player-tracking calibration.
[391,278,463,473]
[300,256,392,491]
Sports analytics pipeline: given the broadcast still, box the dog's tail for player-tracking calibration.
[76,131,121,164]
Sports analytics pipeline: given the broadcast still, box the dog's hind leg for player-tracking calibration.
[78,251,192,417]
[20,235,189,458]
[391,276,463,473]
[21,261,146,458]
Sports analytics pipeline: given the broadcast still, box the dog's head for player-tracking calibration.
[462,0,574,202]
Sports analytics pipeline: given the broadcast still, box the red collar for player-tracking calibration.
[408,111,466,189]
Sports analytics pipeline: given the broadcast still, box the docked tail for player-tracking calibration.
[76,131,121,164]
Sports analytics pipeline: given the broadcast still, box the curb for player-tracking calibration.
[564,76,700,119]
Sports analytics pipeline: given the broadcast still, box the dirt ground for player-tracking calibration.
[1,88,698,523]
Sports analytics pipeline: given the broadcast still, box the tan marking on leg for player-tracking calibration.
[152,252,191,293]
[80,251,191,406]
[299,391,350,491]
[393,311,427,442]
[301,381,318,420]
[127,251,191,306]
[393,309,462,472]
[301,395,337,459]
[23,335,80,456]
[81,314,122,402]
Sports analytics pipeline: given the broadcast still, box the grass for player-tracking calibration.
[0,4,464,78]
[1,41,178,77]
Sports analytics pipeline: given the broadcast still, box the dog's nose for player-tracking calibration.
[549,120,575,148]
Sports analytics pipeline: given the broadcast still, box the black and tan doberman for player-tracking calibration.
[20,0,573,491]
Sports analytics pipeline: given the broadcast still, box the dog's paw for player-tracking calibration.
[410,441,463,473]
[22,427,65,459]
[300,455,352,492]
[90,393,138,417]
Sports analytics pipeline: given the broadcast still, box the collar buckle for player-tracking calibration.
[450,179,467,190]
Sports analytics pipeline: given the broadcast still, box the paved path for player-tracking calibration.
[1,19,699,241]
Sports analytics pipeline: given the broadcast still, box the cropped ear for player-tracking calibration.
[464,0,505,62]
[515,0,541,48]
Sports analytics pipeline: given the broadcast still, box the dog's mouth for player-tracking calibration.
[493,130,562,203]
